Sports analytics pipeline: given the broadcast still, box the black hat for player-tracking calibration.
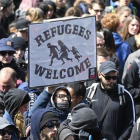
[0,0,13,9]
[99,61,118,75]
[12,37,26,50]
[16,18,30,31]
[40,111,59,130]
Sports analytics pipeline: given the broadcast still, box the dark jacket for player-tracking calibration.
[124,60,140,118]
[0,59,26,81]
[113,32,131,78]
[125,36,138,53]
[90,83,135,140]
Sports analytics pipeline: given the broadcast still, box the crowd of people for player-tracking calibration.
[0,0,140,140]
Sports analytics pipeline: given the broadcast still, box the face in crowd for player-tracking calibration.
[119,0,131,6]
[0,68,16,93]
[128,19,140,36]
[14,48,25,59]
[40,120,60,140]
[67,87,83,109]
[88,3,104,21]
[0,51,14,64]
[0,126,14,140]
[98,71,118,91]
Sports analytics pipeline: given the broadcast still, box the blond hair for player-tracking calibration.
[26,7,44,23]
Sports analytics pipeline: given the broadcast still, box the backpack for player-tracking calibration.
[57,119,102,140]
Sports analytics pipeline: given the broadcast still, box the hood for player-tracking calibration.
[18,82,41,94]
[112,32,123,48]
[31,109,58,140]
[51,86,71,110]
[4,88,30,120]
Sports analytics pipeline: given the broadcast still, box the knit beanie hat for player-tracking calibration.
[13,37,26,51]
[69,103,97,131]
[40,111,58,130]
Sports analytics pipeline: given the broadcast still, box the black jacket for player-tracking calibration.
[125,36,138,53]
[91,84,135,140]
[124,60,140,118]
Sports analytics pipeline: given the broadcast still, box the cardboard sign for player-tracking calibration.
[29,16,96,87]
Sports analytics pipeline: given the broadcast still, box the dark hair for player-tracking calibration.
[35,2,49,17]
[65,7,82,17]
[96,21,102,31]
[67,82,86,98]
[103,28,116,55]
[97,48,109,57]
[88,0,105,10]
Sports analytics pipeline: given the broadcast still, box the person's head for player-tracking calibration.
[31,109,59,140]
[40,111,59,140]
[102,28,116,55]
[97,48,110,71]
[0,117,15,140]
[88,0,105,21]
[66,82,86,109]
[65,7,82,17]
[0,38,15,64]
[35,2,49,19]
[4,88,30,119]
[51,86,71,112]
[13,37,26,59]
[44,1,56,19]
[8,20,18,34]
[119,14,140,40]
[16,18,30,41]
[26,7,44,23]
[0,67,17,93]
[69,103,98,138]
[55,0,66,8]
[117,6,131,24]
[119,0,131,6]
[0,0,15,17]
[98,61,118,90]
[96,32,105,48]
[101,13,120,32]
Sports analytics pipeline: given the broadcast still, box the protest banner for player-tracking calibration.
[29,16,96,87]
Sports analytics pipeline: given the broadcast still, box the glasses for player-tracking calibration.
[0,129,13,136]
[92,9,103,13]
[55,94,70,100]
[46,121,60,129]
[0,51,15,57]
[101,73,118,80]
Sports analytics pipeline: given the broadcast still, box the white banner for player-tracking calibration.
[29,16,96,87]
